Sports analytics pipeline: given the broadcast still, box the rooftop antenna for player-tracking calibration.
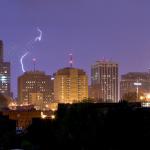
[32,58,36,72]
[69,53,73,68]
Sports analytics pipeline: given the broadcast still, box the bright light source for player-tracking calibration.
[41,111,47,119]
[140,96,144,100]
[142,102,150,107]
[8,102,17,110]
[146,94,150,99]
[52,108,56,112]
[1,76,7,81]
[134,82,142,86]
[51,77,55,80]
[51,114,55,119]
[45,104,49,108]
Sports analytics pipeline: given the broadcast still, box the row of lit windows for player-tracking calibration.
[0,70,8,74]
[25,81,46,84]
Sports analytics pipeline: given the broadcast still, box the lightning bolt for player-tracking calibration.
[35,27,42,42]
[20,52,29,73]
[20,27,43,73]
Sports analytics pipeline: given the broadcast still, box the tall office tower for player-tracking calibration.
[0,40,3,62]
[0,40,11,97]
[54,67,88,103]
[90,60,118,102]
[120,72,150,101]
[18,71,54,108]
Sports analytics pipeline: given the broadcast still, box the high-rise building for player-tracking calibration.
[0,40,11,97]
[0,40,3,62]
[120,72,150,101]
[90,60,118,102]
[54,67,88,103]
[18,71,54,107]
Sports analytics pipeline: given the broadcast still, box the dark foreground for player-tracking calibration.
[0,102,150,150]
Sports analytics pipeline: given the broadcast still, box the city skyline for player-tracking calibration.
[1,1,150,149]
[1,0,150,96]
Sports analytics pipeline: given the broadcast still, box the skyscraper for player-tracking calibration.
[54,67,88,103]
[90,60,118,102]
[18,71,54,108]
[0,40,3,62]
[0,40,11,97]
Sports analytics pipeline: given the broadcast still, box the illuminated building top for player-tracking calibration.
[54,67,88,103]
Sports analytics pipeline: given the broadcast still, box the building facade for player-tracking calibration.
[90,60,118,102]
[54,67,88,103]
[18,71,54,107]
[120,72,150,101]
[0,40,11,97]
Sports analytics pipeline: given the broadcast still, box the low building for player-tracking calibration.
[18,71,54,108]
[120,72,150,101]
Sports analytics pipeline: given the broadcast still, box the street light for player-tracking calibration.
[134,82,142,101]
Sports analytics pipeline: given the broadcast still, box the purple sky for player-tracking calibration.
[1,0,150,97]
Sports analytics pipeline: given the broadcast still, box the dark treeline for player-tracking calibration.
[1,101,150,149]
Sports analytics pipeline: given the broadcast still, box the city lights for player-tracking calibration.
[51,114,56,120]
[1,75,7,81]
[139,93,150,101]
[146,93,150,100]
[41,111,47,119]
[8,102,17,110]
[140,96,145,101]
[141,102,150,108]
[1,1,150,149]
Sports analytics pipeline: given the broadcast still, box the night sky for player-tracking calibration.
[0,0,150,97]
